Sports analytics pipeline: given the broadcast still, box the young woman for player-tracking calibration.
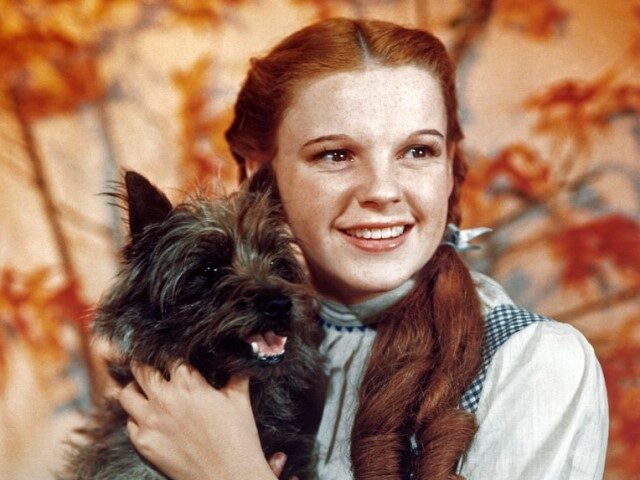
[119,18,608,479]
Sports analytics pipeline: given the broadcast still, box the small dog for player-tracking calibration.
[59,167,326,480]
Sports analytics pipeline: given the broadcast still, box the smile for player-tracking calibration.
[339,224,413,252]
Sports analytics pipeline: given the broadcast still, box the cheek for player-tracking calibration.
[408,173,451,215]
[277,173,324,239]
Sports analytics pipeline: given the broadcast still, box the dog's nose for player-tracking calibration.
[259,295,292,318]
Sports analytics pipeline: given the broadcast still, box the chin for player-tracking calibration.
[338,273,417,304]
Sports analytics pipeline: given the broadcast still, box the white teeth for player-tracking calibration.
[346,225,406,239]
[251,342,259,354]
[257,350,285,359]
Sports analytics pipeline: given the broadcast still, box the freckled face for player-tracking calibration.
[272,65,453,304]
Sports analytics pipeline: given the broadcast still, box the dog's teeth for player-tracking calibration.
[257,349,285,360]
[251,342,260,354]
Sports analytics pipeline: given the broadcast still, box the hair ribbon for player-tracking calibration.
[440,223,492,252]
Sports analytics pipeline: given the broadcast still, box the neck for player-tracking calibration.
[318,276,417,327]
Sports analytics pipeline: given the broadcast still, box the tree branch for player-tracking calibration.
[551,284,640,322]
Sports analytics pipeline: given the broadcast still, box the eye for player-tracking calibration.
[194,262,225,283]
[314,148,353,163]
[401,143,441,159]
[269,258,301,283]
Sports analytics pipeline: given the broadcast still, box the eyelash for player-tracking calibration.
[313,143,442,162]
[314,149,352,162]
[403,143,441,159]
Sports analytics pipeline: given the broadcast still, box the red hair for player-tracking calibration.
[226,18,483,479]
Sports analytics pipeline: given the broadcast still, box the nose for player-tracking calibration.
[258,294,292,318]
[356,158,401,208]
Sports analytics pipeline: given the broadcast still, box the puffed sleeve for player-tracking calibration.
[458,320,609,479]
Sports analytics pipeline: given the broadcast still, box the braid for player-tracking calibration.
[351,246,484,479]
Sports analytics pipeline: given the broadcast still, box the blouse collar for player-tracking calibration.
[318,276,417,328]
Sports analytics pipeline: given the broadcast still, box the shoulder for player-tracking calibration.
[462,272,606,416]
[474,303,609,445]
[480,311,601,401]
[469,271,597,376]
[458,303,609,478]
[469,270,515,315]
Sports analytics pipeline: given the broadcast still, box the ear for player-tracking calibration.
[124,171,173,238]
[245,156,262,178]
[446,143,456,196]
[243,162,279,199]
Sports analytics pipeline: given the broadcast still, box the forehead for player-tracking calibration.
[278,65,447,143]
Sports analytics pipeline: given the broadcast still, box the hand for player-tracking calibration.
[119,362,276,480]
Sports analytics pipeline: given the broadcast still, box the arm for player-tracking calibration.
[119,363,281,480]
[458,321,609,479]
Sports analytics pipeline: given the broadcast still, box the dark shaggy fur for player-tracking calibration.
[59,166,326,480]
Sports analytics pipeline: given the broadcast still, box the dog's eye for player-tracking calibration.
[195,263,225,283]
[203,265,218,275]
[269,258,301,283]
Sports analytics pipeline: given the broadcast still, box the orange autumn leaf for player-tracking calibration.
[525,72,640,152]
[461,155,506,227]
[486,144,551,197]
[627,4,640,59]
[162,0,245,26]
[172,56,237,193]
[495,0,567,39]
[460,144,551,227]
[10,53,106,121]
[595,317,640,477]
[549,214,640,288]
[0,0,244,121]
[289,0,337,20]
[0,0,115,119]
[0,267,92,392]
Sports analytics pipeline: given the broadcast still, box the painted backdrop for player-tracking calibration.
[0,1,639,478]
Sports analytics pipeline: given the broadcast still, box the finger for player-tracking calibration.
[168,362,212,394]
[125,416,140,439]
[268,452,287,477]
[291,242,309,275]
[119,381,148,420]
[130,361,165,398]
[168,361,195,383]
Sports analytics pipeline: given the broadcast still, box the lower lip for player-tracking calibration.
[339,226,412,252]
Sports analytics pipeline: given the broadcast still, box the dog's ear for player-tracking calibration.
[124,171,173,238]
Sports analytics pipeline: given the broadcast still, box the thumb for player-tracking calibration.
[268,452,287,477]
[225,374,250,395]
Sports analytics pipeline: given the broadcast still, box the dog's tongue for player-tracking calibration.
[244,330,287,356]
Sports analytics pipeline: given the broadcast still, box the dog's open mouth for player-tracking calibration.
[243,330,287,365]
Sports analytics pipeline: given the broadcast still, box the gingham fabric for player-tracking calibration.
[318,319,367,332]
[459,303,549,413]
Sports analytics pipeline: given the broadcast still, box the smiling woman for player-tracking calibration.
[117,17,608,480]
[268,65,453,304]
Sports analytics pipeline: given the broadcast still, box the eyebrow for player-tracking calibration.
[411,129,445,139]
[301,134,350,148]
[300,129,445,149]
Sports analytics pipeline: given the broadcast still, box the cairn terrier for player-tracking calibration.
[59,167,326,480]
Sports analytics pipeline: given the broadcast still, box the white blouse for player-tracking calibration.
[312,272,609,479]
